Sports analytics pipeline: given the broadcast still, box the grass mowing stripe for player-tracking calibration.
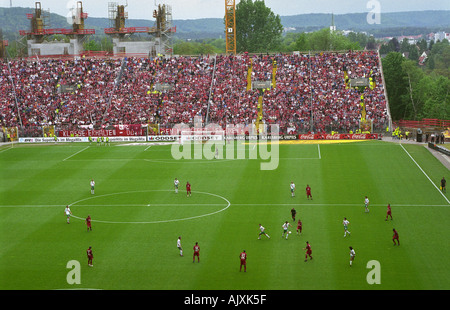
[1,140,449,290]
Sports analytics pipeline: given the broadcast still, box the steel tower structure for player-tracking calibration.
[225,0,236,55]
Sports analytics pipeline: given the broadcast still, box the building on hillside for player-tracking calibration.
[434,31,450,42]
[418,51,430,66]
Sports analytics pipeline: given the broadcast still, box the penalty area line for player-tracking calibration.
[63,146,90,161]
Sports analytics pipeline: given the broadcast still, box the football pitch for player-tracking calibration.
[0,140,449,290]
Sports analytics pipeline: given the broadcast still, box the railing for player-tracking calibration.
[19,28,95,36]
[104,27,156,34]
[395,119,450,128]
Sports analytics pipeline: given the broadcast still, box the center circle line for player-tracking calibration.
[68,189,231,224]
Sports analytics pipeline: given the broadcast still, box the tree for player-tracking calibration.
[83,39,101,51]
[400,38,410,53]
[382,51,450,121]
[428,39,450,78]
[366,36,377,50]
[235,0,283,53]
[294,32,310,51]
[401,59,425,119]
[387,37,400,53]
[173,41,221,55]
[419,75,450,119]
[417,38,427,54]
[382,52,409,120]
[293,28,359,52]
[408,45,419,62]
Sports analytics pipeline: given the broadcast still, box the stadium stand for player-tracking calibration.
[0,51,388,136]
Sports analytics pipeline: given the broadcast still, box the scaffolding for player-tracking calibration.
[153,4,174,55]
[0,29,7,59]
[19,1,95,56]
[104,2,175,56]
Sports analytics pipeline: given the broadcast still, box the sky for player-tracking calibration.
[1,0,449,20]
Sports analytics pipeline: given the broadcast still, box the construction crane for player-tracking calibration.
[225,0,236,55]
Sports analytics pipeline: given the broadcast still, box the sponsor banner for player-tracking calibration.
[59,124,146,137]
[18,136,147,143]
[148,135,179,142]
[108,136,147,142]
[298,133,378,140]
[279,135,298,140]
[19,137,88,143]
[181,135,224,142]
[226,135,282,140]
[150,135,226,142]
[148,135,224,142]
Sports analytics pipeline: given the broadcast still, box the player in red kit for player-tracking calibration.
[385,204,393,221]
[303,241,313,262]
[392,229,400,246]
[239,250,247,272]
[86,215,92,231]
[87,246,93,267]
[186,181,191,197]
[297,219,302,235]
[193,242,200,263]
[306,185,312,200]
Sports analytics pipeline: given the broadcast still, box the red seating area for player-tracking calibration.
[0,51,388,136]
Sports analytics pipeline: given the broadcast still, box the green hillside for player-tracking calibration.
[1,7,449,40]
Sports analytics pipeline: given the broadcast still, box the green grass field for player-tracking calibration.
[0,140,449,290]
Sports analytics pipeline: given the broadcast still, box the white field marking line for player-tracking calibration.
[142,158,320,163]
[142,158,249,164]
[144,144,152,151]
[318,144,321,159]
[0,146,13,154]
[64,157,320,162]
[63,146,90,161]
[1,203,449,208]
[62,157,321,163]
[400,143,450,205]
[66,189,231,224]
[229,203,450,207]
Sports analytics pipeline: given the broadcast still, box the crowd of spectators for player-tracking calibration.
[0,50,388,136]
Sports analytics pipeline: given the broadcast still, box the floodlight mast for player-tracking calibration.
[225,0,236,55]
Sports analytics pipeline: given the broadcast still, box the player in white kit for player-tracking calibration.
[90,179,95,195]
[349,246,356,266]
[177,236,183,256]
[174,178,180,194]
[282,221,292,239]
[258,224,271,239]
[64,205,72,224]
[343,217,351,237]
[364,196,370,213]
